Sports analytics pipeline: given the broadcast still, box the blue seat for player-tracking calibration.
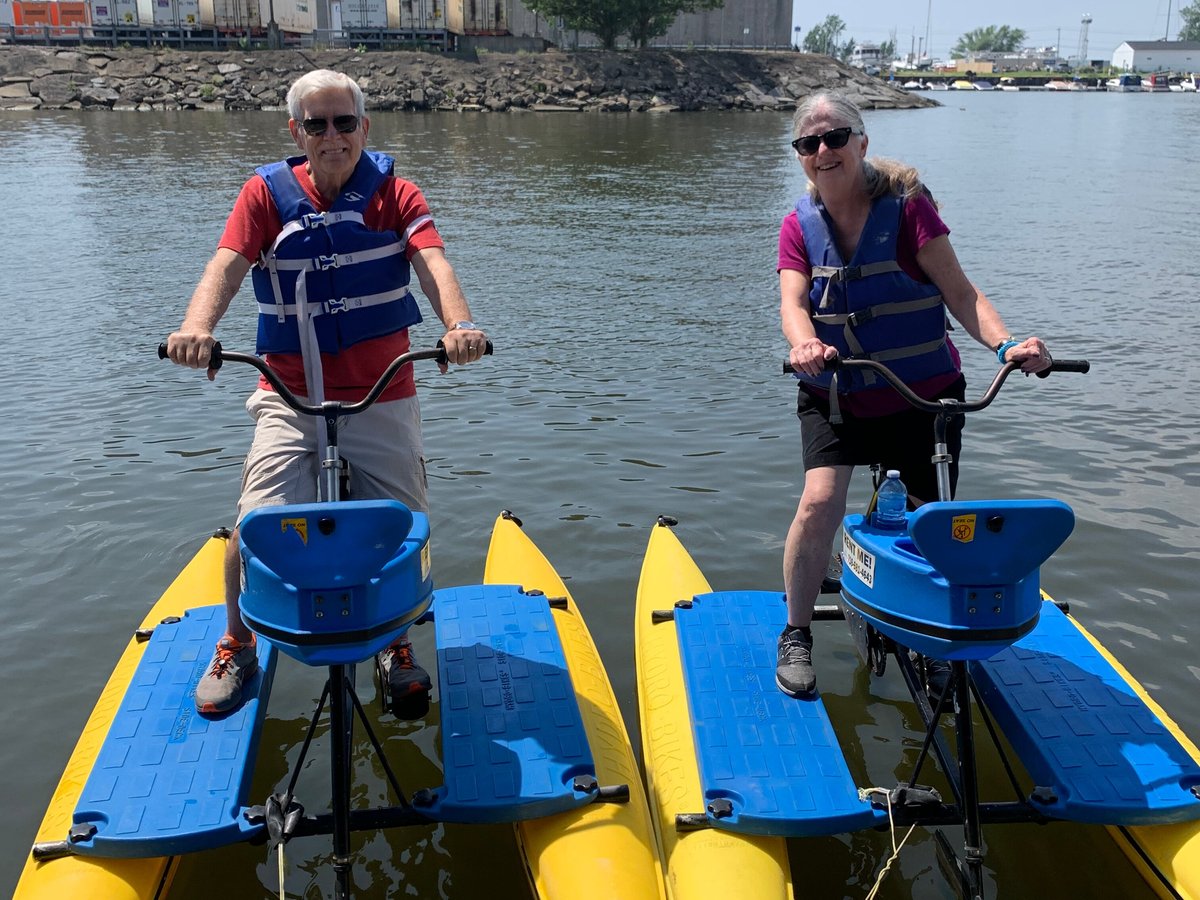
[238,500,432,666]
[840,500,1074,659]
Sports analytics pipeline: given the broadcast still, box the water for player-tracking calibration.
[2,90,1198,898]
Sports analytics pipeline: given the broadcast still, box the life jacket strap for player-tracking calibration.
[259,238,405,274]
[256,285,413,319]
[813,261,903,310]
[268,211,368,257]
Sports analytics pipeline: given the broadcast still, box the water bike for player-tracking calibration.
[636,355,1200,900]
[15,343,666,900]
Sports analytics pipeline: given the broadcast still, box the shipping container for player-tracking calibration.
[261,0,313,34]
[151,0,199,26]
[89,0,141,25]
[198,0,260,31]
[339,0,385,29]
[392,0,441,30]
[57,0,91,24]
[12,0,56,31]
[445,0,503,35]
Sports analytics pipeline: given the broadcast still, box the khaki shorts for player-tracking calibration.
[236,389,428,523]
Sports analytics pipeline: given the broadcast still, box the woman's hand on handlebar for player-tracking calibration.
[439,325,488,373]
[1002,335,1052,376]
[165,331,220,381]
[787,338,839,378]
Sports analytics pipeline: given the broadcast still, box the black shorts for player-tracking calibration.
[796,376,966,503]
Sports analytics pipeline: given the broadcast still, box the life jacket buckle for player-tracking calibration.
[325,297,348,314]
[847,308,876,327]
[839,265,863,282]
[317,254,339,270]
[300,212,327,229]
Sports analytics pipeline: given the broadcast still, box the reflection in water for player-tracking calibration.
[2,96,1197,898]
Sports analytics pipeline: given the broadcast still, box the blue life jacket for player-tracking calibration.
[251,151,422,356]
[794,193,955,393]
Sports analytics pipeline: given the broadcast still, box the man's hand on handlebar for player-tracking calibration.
[439,326,489,374]
[1003,336,1053,376]
[165,331,221,381]
[786,337,839,378]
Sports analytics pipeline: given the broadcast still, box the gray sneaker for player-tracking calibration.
[776,627,816,697]
[195,635,258,715]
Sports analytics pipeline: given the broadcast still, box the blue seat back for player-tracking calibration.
[238,500,432,666]
[907,499,1075,587]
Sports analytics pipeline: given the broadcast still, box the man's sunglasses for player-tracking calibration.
[300,115,360,136]
[791,126,861,156]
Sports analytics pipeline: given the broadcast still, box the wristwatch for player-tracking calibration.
[453,320,478,331]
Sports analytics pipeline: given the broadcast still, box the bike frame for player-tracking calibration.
[789,354,1089,899]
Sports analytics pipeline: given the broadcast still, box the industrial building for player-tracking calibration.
[506,0,791,50]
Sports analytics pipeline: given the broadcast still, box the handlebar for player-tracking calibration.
[781,356,1090,416]
[158,339,493,418]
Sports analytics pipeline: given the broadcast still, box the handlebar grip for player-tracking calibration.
[1036,358,1089,379]
[157,340,223,370]
[435,339,495,364]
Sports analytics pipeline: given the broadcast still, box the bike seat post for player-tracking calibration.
[931,403,959,503]
[320,401,346,503]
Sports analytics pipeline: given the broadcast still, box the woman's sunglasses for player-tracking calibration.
[791,126,861,156]
[300,115,360,136]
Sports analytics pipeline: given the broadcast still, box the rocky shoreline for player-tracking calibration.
[0,44,937,113]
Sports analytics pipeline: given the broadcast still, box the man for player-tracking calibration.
[166,69,486,717]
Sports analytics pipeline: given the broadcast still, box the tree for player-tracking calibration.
[626,0,725,48]
[1180,2,1200,41]
[951,25,1027,57]
[879,38,896,62]
[803,14,847,57]
[525,0,632,49]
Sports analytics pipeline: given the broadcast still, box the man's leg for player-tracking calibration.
[342,397,433,718]
[195,390,316,716]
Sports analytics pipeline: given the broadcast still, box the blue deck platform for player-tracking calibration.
[675,590,885,836]
[972,602,1200,825]
[71,605,277,857]
[422,583,597,823]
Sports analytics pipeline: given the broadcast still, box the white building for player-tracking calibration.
[1111,40,1200,72]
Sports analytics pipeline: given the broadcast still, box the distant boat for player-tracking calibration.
[1144,72,1170,92]
[1106,73,1143,92]
[973,80,995,91]
[902,79,928,91]
[1180,74,1199,91]
[949,79,975,90]
[998,77,1021,91]
[1046,80,1073,91]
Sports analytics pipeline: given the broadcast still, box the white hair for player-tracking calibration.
[286,69,365,121]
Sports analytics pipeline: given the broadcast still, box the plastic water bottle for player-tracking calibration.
[874,470,908,530]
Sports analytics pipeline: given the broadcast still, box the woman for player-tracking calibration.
[776,90,1051,698]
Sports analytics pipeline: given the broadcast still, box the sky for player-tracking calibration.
[790,0,1184,62]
